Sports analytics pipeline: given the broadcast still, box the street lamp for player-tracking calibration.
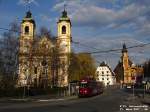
[142,63,146,98]
[142,80,146,98]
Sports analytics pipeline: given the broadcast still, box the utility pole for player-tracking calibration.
[142,68,146,98]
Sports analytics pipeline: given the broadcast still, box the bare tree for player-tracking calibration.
[0,20,20,89]
[37,26,52,39]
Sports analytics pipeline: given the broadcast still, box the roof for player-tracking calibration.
[122,43,127,53]
[26,10,32,18]
[22,10,36,27]
[97,62,115,76]
[62,10,68,18]
[58,9,71,25]
[100,61,107,66]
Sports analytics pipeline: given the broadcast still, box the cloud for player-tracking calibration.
[0,34,2,39]
[72,6,115,27]
[54,0,150,68]
[53,0,150,36]
[18,0,39,6]
[73,34,150,68]
[73,33,146,53]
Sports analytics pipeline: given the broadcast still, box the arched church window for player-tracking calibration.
[62,25,66,34]
[25,26,29,34]
[34,67,37,74]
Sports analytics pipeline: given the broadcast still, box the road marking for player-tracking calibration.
[37,98,65,102]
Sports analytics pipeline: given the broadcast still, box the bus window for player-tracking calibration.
[80,83,88,88]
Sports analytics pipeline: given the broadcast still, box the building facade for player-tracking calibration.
[114,44,143,84]
[17,9,71,87]
[96,62,116,86]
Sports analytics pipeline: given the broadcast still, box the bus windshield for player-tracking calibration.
[79,82,88,88]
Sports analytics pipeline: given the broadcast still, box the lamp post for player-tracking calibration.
[23,80,26,99]
[142,65,146,98]
[132,76,135,98]
[22,68,28,99]
[142,80,146,98]
[131,68,136,98]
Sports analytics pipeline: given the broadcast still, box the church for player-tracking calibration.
[114,44,143,85]
[17,9,72,87]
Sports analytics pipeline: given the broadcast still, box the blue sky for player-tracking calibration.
[0,0,150,69]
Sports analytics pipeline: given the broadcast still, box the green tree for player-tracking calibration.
[68,53,96,82]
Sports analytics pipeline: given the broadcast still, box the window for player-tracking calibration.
[25,26,29,34]
[97,74,99,77]
[97,71,99,74]
[102,71,104,74]
[34,67,37,74]
[102,78,104,80]
[79,83,88,88]
[62,25,66,34]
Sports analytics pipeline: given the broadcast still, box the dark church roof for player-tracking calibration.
[22,10,36,27]
[61,10,68,18]
[26,10,32,18]
[58,9,71,24]
[122,43,127,53]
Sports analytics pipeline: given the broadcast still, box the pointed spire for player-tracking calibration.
[64,4,67,11]
[61,4,68,18]
[122,43,127,53]
[123,43,126,49]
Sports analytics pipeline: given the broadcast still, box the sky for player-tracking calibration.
[0,0,150,69]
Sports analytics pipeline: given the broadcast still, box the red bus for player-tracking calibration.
[78,77,104,97]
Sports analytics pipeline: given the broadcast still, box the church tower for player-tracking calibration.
[20,10,35,54]
[121,43,130,84]
[18,10,36,86]
[122,43,129,70]
[57,8,71,87]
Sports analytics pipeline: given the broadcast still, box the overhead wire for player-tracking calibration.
[0,26,150,55]
[0,27,20,32]
[72,39,150,54]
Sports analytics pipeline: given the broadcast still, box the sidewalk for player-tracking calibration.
[0,94,78,103]
[140,94,150,106]
[122,93,150,111]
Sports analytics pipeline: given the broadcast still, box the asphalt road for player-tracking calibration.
[0,87,130,112]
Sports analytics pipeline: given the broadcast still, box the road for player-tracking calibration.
[0,87,140,112]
